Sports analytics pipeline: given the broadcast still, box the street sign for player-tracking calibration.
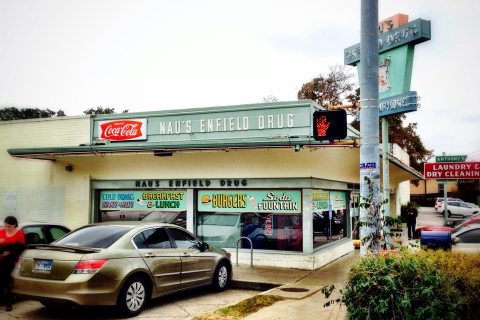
[435,155,467,162]
[379,91,417,117]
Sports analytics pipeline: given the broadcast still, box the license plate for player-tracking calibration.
[34,259,53,272]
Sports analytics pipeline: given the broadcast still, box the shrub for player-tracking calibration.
[342,250,480,320]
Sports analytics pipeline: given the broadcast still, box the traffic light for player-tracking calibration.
[312,109,347,140]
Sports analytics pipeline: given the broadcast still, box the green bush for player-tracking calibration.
[342,250,480,320]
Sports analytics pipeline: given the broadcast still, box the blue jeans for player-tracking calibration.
[407,222,416,239]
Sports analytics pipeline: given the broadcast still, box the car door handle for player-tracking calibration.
[144,252,155,258]
[181,253,190,257]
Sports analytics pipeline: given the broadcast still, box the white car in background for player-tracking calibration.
[436,200,480,218]
[434,197,463,211]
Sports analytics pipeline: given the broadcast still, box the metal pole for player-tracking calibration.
[382,118,390,247]
[359,0,380,256]
[443,183,448,225]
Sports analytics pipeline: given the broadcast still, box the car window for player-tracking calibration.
[168,228,199,249]
[56,225,132,248]
[48,226,70,241]
[458,229,480,243]
[449,202,460,207]
[22,226,46,244]
[137,228,173,249]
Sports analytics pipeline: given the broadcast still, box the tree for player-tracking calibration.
[83,107,129,115]
[298,65,432,173]
[262,94,279,103]
[298,65,358,110]
[0,107,65,121]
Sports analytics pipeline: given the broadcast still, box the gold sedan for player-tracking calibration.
[12,222,232,317]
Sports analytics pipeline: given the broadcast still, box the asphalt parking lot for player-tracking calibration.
[0,287,259,320]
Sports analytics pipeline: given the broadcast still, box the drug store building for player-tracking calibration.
[1,100,420,270]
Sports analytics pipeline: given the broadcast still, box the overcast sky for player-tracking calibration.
[0,0,479,159]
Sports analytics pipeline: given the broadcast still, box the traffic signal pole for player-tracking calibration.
[359,0,381,255]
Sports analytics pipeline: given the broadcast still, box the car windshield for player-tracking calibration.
[199,214,239,226]
[55,225,133,248]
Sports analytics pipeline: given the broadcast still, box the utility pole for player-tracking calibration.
[359,0,381,255]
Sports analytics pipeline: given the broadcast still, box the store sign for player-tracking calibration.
[424,162,480,180]
[344,18,431,66]
[198,190,301,213]
[92,102,316,146]
[98,119,147,141]
[133,178,248,188]
[100,190,186,210]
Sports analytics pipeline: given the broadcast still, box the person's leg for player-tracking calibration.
[0,264,7,309]
[407,223,412,239]
[3,261,14,311]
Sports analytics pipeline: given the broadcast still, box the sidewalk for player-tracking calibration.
[231,249,361,320]
[227,207,440,320]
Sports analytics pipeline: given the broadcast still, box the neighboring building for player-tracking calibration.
[385,143,416,213]
[0,100,421,269]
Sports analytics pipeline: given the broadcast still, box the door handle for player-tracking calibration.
[144,253,155,258]
[181,253,190,257]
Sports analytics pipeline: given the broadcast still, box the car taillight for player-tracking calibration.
[226,252,231,258]
[73,259,109,274]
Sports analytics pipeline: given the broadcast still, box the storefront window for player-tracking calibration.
[312,190,348,248]
[98,190,187,228]
[196,190,303,252]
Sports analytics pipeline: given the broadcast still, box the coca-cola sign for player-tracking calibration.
[99,119,147,141]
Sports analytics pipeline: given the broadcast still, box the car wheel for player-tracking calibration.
[117,275,149,317]
[447,210,451,217]
[212,261,230,292]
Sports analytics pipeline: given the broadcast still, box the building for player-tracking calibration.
[0,100,421,269]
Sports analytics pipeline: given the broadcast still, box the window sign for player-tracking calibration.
[100,190,187,211]
[312,190,348,249]
[197,190,301,214]
[312,190,329,211]
[330,191,347,210]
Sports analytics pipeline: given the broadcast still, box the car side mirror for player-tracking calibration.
[452,237,460,244]
[199,242,209,251]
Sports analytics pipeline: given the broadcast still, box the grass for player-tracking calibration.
[192,294,285,320]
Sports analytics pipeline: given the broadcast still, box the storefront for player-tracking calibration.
[1,100,421,269]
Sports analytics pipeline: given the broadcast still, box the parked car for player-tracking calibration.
[420,230,451,250]
[12,222,232,317]
[434,197,463,211]
[436,200,479,217]
[451,225,480,253]
[2,222,71,246]
[415,214,480,239]
[466,202,479,208]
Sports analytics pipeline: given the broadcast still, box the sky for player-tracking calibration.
[0,0,479,159]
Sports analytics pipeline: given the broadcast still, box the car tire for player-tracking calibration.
[212,261,230,292]
[117,275,150,317]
